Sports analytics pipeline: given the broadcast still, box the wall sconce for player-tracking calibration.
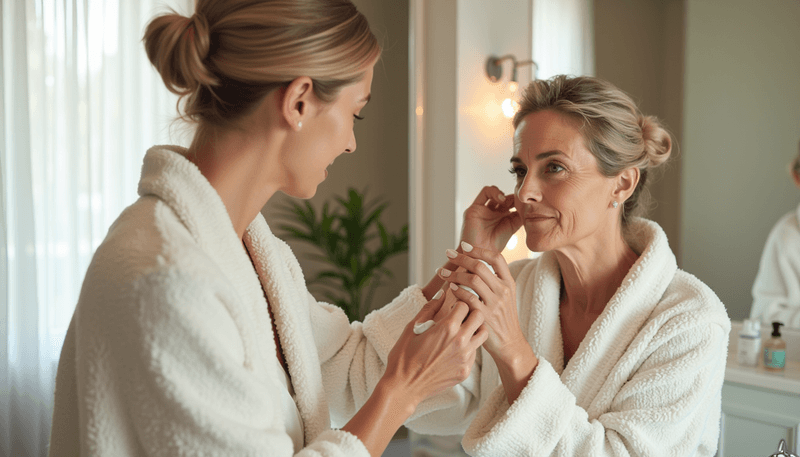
[485,54,538,118]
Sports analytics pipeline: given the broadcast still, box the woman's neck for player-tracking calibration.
[554,225,639,314]
[187,125,283,240]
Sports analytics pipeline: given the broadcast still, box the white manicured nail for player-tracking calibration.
[449,283,458,291]
[461,241,473,252]
[432,290,443,300]
[439,268,452,277]
[445,249,458,259]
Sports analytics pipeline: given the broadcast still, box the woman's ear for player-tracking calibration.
[281,76,315,131]
[613,167,640,203]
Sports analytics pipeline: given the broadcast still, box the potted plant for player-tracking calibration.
[276,188,409,322]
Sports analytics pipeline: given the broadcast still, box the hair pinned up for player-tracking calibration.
[143,0,381,128]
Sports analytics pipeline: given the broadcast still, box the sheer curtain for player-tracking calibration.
[532,0,595,79]
[1,0,190,455]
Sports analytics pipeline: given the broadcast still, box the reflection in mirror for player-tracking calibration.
[750,141,800,329]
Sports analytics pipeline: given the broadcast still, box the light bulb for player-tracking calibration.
[501,98,519,118]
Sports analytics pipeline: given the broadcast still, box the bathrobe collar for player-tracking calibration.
[137,146,328,444]
[524,218,678,408]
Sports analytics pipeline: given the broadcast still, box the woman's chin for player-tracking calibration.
[525,234,556,253]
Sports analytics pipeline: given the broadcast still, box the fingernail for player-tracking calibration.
[449,283,458,291]
[498,193,505,201]
[432,290,443,300]
[439,268,452,277]
[461,241,473,252]
[445,248,458,259]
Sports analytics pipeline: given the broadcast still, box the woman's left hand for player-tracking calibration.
[437,242,527,358]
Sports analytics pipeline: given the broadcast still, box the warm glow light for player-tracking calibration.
[501,227,542,263]
[501,98,519,118]
[415,106,424,116]
[508,80,519,93]
[506,234,518,250]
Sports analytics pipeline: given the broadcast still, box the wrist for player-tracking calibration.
[490,336,538,375]
[374,375,419,420]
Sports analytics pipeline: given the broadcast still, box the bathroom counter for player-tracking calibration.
[718,321,800,456]
[725,320,800,394]
[724,359,800,395]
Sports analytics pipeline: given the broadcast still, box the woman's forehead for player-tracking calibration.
[513,112,586,160]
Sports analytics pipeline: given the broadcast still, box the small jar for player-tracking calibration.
[736,319,761,367]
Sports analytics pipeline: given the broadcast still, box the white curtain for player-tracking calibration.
[1,0,190,455]
[532,0,595,79]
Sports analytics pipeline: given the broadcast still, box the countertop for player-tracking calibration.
[725,320,800,395]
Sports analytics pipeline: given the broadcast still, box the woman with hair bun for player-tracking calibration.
[425,75,730,456]
[48,1,487,456]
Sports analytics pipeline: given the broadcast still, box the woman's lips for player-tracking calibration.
[524,214,552,222]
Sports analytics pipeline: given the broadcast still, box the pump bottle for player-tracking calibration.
[763,321,786,372]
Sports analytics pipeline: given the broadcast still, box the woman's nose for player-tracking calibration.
[517,175,543,202]
[345,130,357,154]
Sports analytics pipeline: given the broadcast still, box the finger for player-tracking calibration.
[433,284,455,322]
[470,185,506,209]
[448,282,489,313]
[415,288,445,323]
[470,325,489,349]
[458,242,513,283]
[459,307,485,336]
[442,300,470,328]
[442,253,499,298]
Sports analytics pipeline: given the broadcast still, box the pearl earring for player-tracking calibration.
[297,121,303,129]
[612,200,619,208]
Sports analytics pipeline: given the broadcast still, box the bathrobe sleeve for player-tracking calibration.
[312,285,483,435]
[462,318,728,456]
[112,265,370,457]
[750,214,800,328]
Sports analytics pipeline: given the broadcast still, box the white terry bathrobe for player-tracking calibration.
[48,146,476,456]
[406,219,731,456]
[750,203,800,328]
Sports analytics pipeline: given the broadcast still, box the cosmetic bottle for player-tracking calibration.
[736,319,761,367]
[763,321,786,372]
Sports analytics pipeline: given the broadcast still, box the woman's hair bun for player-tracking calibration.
[639,115,672,168]
[143,11,216,96]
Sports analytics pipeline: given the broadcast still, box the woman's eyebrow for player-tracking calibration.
[510,150,565,164]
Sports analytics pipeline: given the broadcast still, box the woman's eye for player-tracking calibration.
[508,167,527,178]
[546,163,564,173]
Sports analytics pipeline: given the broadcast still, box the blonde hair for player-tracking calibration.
[143,0,381,128]
[513,75,673,223]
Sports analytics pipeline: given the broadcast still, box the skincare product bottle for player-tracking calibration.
[763,321,786,372]
[737,319,761,367]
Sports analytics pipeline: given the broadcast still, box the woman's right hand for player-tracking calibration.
[460,185,523,252]
[383,293,488,407]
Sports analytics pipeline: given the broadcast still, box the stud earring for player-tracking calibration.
[612,200,619,208]
[297,121,303,129]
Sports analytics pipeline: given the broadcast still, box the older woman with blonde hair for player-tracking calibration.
[425,75,730,456]
[48,1,486,456]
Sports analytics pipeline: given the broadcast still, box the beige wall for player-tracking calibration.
[681,0,800,321]
[261,0,410,316]
[593,0,685,261]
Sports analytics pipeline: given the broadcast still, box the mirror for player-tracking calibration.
[594,0,800,326]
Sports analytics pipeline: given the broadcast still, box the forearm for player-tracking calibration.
[490,341,538,405]
[341,377,418,457]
